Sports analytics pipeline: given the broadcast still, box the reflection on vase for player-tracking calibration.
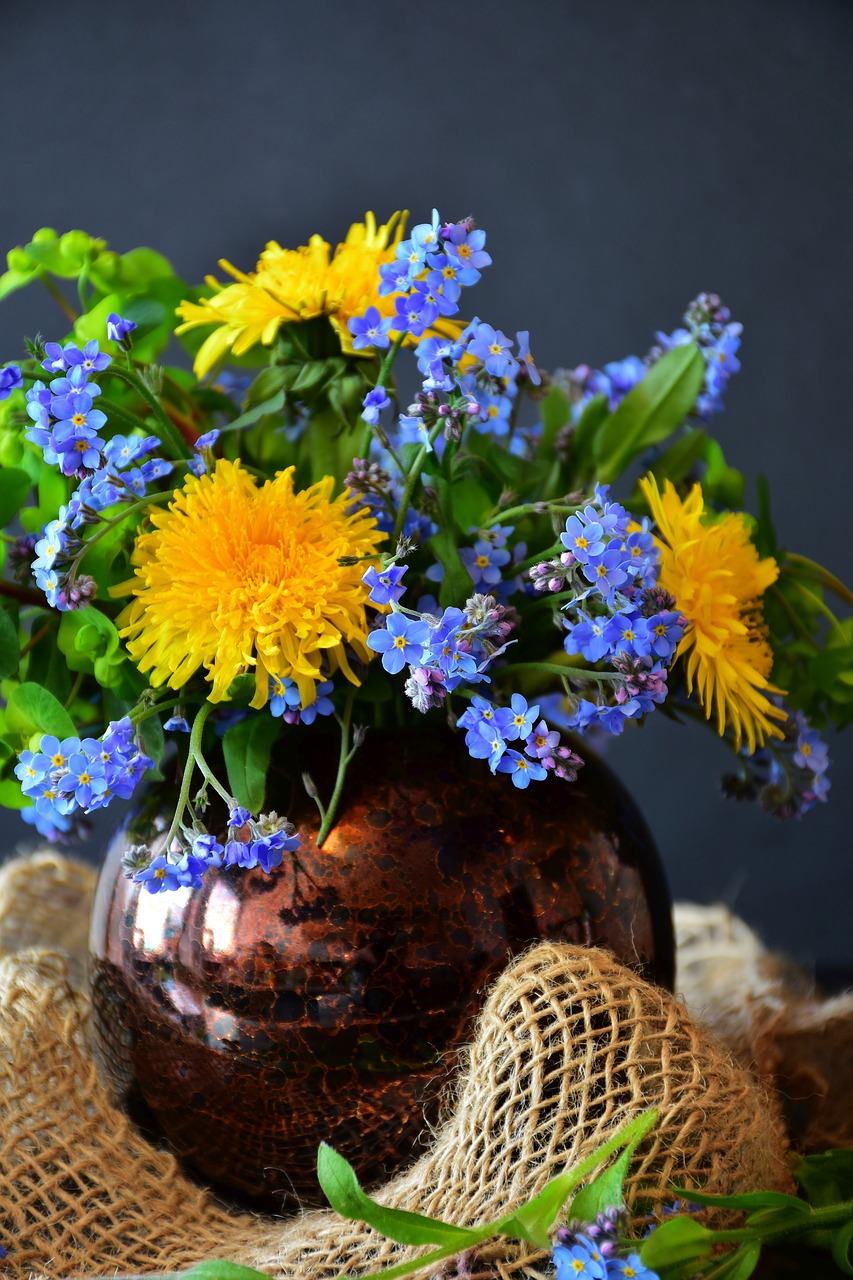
[89,730,673,1211]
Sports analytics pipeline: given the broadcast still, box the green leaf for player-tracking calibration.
[317,1143,477,1247]
[0,779,30,809]
[0,606,19,679]
[569,393,609,485]
[593,345,706,484]
[670,1186,809,1214]
[0,467,32,526]
[795,1150,853,1207]
[539,383,571,455]
[833,1220,853,1275]
[499,1108,658,1249]
[137,713,165,779]
[429,529,473,609]
[702,1240,762,1280]
[219,391,286,434]
[222,714,281,812]
[58,608,127,687]
[6,682,76,741]
[702,439,745,509]
[640,1215,713,1269]
[182,1261,275,1280]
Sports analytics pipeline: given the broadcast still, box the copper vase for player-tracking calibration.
[89,729,673,1212]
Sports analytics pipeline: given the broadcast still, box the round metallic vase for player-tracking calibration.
[89,731,674,1212]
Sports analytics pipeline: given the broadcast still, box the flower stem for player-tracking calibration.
[359,333,406,457]
[510,660,622,682]
[392,420,443,542]
[316,688,357,847]
[105,365,188,461]
[41,276,78,325]
[163,701,215,853]
[484,501,581,528]
[784,552,853,608]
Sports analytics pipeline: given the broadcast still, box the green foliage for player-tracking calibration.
[311,1109,659,1280]
[0,467,32,525]
[57,609,127,688]
[223,715,282,812]
[593,344,706,484]
[317,1144,478,1247]
[0,607,19,679]
[5,682,75,743]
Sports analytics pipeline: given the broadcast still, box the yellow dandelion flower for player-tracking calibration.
[116,459,383,709]
[175,212,462,378]
[639,473,787,753]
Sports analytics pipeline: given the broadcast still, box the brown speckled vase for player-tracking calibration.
[89,729,673,1212]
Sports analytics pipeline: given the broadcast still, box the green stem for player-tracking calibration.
[64,669,85,710]
[514,543,565,576]
[510,661,623,682]
[359,333,406,457]
[789,579,844,633]
[129,695,202,727]
[73,491,173,574]
[484,501,581,528]
[105,365,188,461]
[20,621,50,658]
[784,552,853,609]
[98,395,159,438]
[392,421,443,542]
[192,736,236,806]
[768,585,818,648]
[0,579,44,607]
[41,275,78,324]
[163,702,215,851]
[316,689,356,847]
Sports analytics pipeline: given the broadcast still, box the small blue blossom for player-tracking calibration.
[348,306,393,351]
[444,224,492,271]
[582,548,630,603]
[229,805,252,827]
[163,714,191,732]
[461,539,511,588]
[553,1241,605,1280]
[496,750,547,789]
[106,313,137,344]
[497,693,540,741]
[564,613,612,663]
[466,323,517,378]
[562,515,606,564]
[398,414,434,451]
[515,331,541,386]
[390,290,437,336]
[363,563,408,605]
[378,259,415,296]
[361,386,391,425]
[366,613,431,674]
[0,364,22,399]
[135,855,185,894]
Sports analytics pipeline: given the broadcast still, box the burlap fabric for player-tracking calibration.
[0,852,793,1279]
[675,902,853,1151]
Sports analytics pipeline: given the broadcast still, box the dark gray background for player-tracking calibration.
[0,0,850,969]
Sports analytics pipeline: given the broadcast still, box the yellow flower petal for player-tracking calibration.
[640,473,786,753]
[116,460,383,707]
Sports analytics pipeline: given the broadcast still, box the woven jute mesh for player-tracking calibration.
[0,852,792,1279]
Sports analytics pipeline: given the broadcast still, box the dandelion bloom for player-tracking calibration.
[116,459,382,708]
[176,213,461,378]
[639,473,786,753]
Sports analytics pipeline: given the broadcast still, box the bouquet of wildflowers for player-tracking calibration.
[0,212,849,893]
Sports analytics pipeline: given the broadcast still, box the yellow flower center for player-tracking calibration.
[117,460,383,709]
[575,535,588,549]
[154,866,167,879]
[79,772,91,786]
[52,753,65,768]
[72,413,87,427]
